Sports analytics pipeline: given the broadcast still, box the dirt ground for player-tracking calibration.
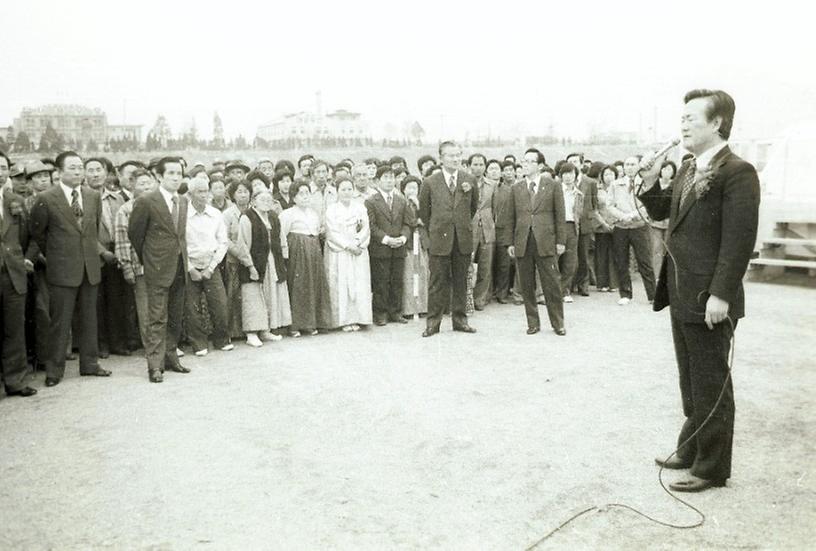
[1,277,814,550]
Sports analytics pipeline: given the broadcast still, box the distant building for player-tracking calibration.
[11,104,142,146]
[257,109,369,142]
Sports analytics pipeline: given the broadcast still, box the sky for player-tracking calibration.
[3,0,815,142]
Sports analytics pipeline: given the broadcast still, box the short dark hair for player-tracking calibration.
[684,89,736,140]
[600,165,619,181]
[131,168,151,182]
[85,156,115,174]
[156,156,183,177]
[274,159,295,175]
[55,151,82,170]
[272,168,293,187]
[290,180,311,198]
[565,152,584,163]
[118,160,144,172]
[504,154,516,164]
[587,161,605,179]
[541,166,555,178]
[311,160,329,174]
[400,175,422,194]
[467,153,486,166]
[500,160,515,171]
[334,175,353,189]
[40,157,55,166]
[417,155,436,172]
[485,159,502,172]
[227,179,252,201]
[375,165,394,180]
[558,163,579,177]
[388,155,406,166]
[524,148,546,166]
[364,157,379,166]
[245,170,270,188]
[660,160,678,179]
[297,154,314,168]
[187,165,208,179]
[438,140,459,156]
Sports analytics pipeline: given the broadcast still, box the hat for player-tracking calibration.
[25,160,51,178]
[9,164,25,178]
[225,161,250,174]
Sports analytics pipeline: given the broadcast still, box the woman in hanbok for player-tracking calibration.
[278,181,332,337]
[221,179,253,338]
[400,176,429,317]
[323,177,373,331]
[237,188,292,347]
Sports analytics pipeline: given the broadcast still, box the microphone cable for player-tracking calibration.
[525,173,737,549]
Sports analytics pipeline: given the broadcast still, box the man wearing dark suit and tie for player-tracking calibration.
[128,157,190,383]
[418,141,479,337]
[29,151,111,386]
[0,184,38,397]
[638,89,760,492]
[365,166,412,326]
[506,149,567,336]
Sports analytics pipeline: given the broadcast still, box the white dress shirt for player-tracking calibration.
[693,141,728,171]
[186,204,228,271]
[60,182,82,209]
[158,185,176,214]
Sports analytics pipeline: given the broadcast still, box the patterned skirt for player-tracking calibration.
[286,233,332,331]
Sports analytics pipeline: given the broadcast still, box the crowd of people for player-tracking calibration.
[0,142,674,392]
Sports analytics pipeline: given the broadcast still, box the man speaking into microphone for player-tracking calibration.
[637,89,760,492]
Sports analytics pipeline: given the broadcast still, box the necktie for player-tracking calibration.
[529,180,536,197]
[171,195,179,231]
[679,158,698,207]
[448,174,456,194]
[386,193,392,211]
[71,189,83,222]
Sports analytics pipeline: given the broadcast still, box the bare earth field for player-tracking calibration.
[1,278,814,550]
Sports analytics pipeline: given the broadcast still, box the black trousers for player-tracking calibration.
[594,232,614,289]
[370,256,405,322]
[145,258,185,374]
[517,233,564,330]
[558,225,578,296]
[1,270,29,391]
[574,232,593,294]
[184,269,230,351]
[427,238,470,331]
[493,242,513,301]
[47,273,100,378]
[671,315,736,481]
[612,226,656,300]
[97,259,130,353]
[25,269,50,366]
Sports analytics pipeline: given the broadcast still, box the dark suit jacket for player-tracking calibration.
[505,175,567,257]
[365,191,412,259]
[418,170,479,256]
[29,184,103,287]
[577,175,599,236]
[492,181,515,246]
[638,146,760,322]
[128,188,189,288]
[1,190,31,294]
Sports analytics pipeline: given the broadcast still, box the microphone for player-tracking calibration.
[639,138,681,171]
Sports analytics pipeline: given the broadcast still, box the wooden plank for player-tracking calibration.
[750,258,816,269]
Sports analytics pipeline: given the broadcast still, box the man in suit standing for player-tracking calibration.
[365,166,412,326]
[418,141,479,337]
[492,160,516,304]
[566,153,599,297]
[506,149,567,336]
[638,89,760,492]
[128,157,190,383]
[29,151,111,387]
[0,184,37,397]
[471,158,497,310]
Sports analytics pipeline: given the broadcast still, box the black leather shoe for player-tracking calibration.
[474,304,485,311]
[655,455,692,470]
[453,325,477,334]
[165,364,190,374]
[527,327,540,335]
[45,377,61,387]
[374,319,387,327]
[422,327,439,338]
[496,297,508,304]
[389,317,408,324]
[99,350,110,359]
[669,476,726,492]
[7,386,38,397]
[149,371,163,383]
[81,368,112,377]
[554,328,566,336]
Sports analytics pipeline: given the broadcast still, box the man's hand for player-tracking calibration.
[24,259,34,273]
[556,244,566,256]
[704,295,730,330]
[348,244,362,256]
[101,250,117,265]
[249,267,259,281]
[507,246,515,259]
[638,150,667,187]
[189,268,202,282]
[201,267,213,280]
[123,272,136,285]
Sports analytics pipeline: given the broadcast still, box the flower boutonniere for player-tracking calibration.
[9,199,24,217]
[694,164,720,199]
